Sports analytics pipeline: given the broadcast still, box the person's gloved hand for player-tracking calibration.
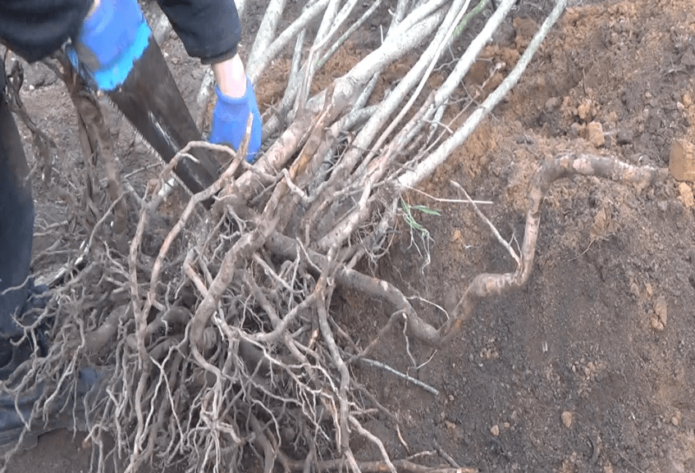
[209,79,263,163]
[68,0,151,91]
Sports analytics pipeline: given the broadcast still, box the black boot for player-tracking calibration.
[0,277,50,380]
[0,64,34,340]
[0,365,103,453]
[0,67,104,454]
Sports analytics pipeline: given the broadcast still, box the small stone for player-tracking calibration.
[677,102,685,111]
[672,411,682,426]
[670,139,695,181]
[651,296,668,332]
[490,424,500,436]
[445,420,457,431]
[679,182,695,208]
[561,411,573,428]
[578,101,593,121]
[569,122,584,139]
[587,122,605,148]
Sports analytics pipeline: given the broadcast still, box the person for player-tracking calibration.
[0,0,262,448]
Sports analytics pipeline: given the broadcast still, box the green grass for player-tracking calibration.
[400,198,440,241]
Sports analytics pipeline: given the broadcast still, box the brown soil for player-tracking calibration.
[5,0,695,472]
[338,1,695,472]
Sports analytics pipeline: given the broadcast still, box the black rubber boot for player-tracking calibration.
[0,276,50,380]
[0,366,103,454]
[0,65,35,340]
[0,64,36,385]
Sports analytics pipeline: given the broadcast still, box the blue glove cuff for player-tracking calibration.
[209,78,263,163]
[72,0,151,91]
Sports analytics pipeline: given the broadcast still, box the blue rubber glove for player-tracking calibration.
[209,78,263,163]
[68,0,151,91]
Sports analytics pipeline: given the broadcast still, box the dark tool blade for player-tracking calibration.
[107,37,219,193]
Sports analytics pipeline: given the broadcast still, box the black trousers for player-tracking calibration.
[0,67,34,337]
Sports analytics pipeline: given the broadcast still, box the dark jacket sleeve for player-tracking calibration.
[0,0,92,62]
[157,0,241,64]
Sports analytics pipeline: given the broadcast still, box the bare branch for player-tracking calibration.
[398,0,568,189]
